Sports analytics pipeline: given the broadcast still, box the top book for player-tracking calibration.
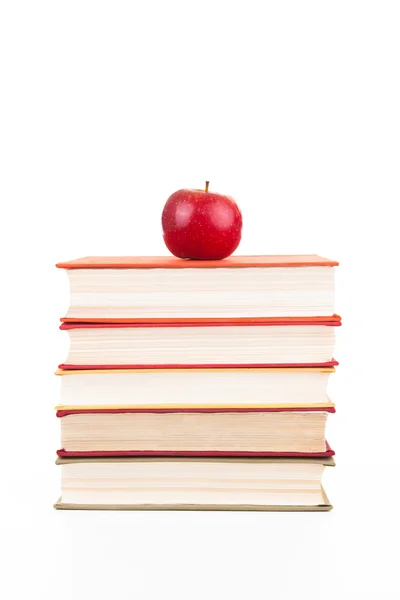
[57,255,338,323]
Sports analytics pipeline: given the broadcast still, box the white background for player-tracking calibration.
[1,1,400,598]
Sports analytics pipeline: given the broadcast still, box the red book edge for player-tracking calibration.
[60,317,342,329]
[57,406,336,417]
[57,441,335,458]
[59,359,339,370]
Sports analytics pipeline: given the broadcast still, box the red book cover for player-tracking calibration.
[60,318,342,327]
[57,407,336,417]
[59,361,339,369]
[60,316,342,326]
[57,441,335,458]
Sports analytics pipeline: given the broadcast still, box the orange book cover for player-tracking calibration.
[61,315,341,324]
[56,254,339,269]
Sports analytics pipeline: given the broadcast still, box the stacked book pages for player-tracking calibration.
[55,255,339,511]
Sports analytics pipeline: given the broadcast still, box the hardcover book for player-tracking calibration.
[56,367,335,410]
[56,255,338,322]
[59,321,340,369]
[56,407,335,457]
[55,456,335,511]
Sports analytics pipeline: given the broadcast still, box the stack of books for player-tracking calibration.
[54,254,339,511]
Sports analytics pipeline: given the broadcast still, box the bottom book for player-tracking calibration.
[55,456,334,511]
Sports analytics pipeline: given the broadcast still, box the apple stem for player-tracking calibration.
[205,181,209,193]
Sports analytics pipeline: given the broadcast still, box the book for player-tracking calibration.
[56,408,335,457]
[56,255,338,322]
[54,456,335,511]
[59,321,340,369]
[56,367,335,409]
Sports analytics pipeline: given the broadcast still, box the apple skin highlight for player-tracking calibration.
[162,185,243,260]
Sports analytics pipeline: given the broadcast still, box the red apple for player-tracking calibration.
[162,182,242,260]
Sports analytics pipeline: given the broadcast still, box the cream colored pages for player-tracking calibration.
[60,411,328,453]
[56,368,335,410]
[65,266,335,320]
